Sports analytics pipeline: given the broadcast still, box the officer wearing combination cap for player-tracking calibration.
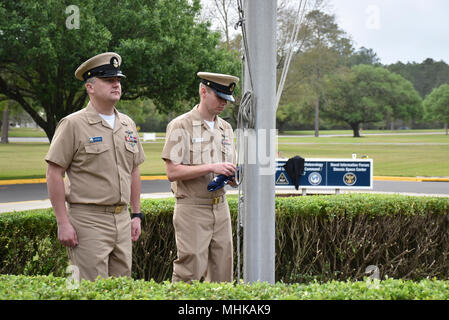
[45,52,145,281]
[162,71,239,283]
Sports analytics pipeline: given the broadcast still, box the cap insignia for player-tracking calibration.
[111,57,119,69]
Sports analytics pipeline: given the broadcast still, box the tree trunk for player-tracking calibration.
[1,106,9,144]
[43,111,58,143]
[351,122,360,137]
[277,121,285,134]
[314,96,319,137]
[445,123,448,135]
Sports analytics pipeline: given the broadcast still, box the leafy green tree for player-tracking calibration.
[200,0,238,50]
[137,100,170,132]
[384,72,423,130]
[348,47,381,67]
[116,99,153,128]
[387,58,449,98]
[280,10,353,136]
[276,82,317,132]
[323,65,422,137]
[0,98,9,143]
[276,102,299,133]
[0,0,240,141]
[423,84,449,134]
[1,99,28,143]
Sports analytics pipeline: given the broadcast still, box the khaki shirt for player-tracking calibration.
[45,102,145,205]
[161,105,235,199]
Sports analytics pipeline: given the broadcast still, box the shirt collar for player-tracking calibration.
[85,101,127,127]
[191,105,225,131]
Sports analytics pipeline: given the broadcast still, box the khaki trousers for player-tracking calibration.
[66,204,132,282]
[172,197,233,283]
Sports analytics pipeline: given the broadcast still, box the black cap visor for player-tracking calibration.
[83,64,126,81]
[96,71,126,79]
[201,79,235,102]
[214,90,235,102]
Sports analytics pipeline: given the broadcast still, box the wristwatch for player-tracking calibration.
[131,213,144,221]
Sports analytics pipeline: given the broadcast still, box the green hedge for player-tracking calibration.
[0,208,66,276]
[1,194,449,283]
[2,274,449,300]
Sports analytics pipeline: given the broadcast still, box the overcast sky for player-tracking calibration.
[327,0,449,65]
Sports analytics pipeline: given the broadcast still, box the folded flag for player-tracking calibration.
[207,167,240,192]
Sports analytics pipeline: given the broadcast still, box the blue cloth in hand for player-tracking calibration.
[207,173,234,192]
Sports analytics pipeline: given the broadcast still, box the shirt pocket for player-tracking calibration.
[84,143,111,154]
[189,141,216,164]
[82,143,111,170]
[124,142,138,169]
[125,142,138,154]
[221,144,233,163]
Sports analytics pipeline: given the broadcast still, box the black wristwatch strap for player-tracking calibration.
[131,213,144,221]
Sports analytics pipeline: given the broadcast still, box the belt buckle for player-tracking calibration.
[114,205,123,214]
[212,197,220,205]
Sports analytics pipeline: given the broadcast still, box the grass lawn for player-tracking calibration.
[0,132,448,180]
[0,142,167,180]
[278,144,449,177]
[8,127,47,137]
[279,134,449,144]
[277,134,449,177]
[283,129,447,135]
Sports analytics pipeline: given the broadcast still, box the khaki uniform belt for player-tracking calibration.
[68,203,126,214]
[176,195,225,205]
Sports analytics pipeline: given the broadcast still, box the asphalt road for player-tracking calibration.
[0,180,171,203]
[1,179,448,204]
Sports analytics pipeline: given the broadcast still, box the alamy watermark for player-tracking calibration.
[66,265,80,290]
[365,5,381,30]
[365,265,381,289]
[166,128,277,175]
[65,5,80,30]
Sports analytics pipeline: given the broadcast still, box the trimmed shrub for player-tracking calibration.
[274,194,449,282]
[1,194,448,283]
[0,209,67,276]
[2,274,449,300]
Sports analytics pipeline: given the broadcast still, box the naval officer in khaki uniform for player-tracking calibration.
[45,52,145,281]
[162,72,238,283]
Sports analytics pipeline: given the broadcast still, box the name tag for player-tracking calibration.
[192,138,204,143]
[88,136,103,143]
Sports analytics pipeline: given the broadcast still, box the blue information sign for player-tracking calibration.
[275,158,373,189]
